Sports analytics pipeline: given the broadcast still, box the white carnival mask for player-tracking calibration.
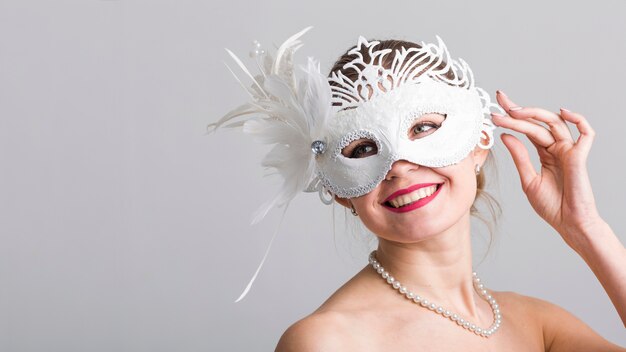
[211,27,500,221]
[210,27,501,301]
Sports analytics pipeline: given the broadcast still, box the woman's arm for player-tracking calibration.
[574,220,626,327]
[491,90,626,327]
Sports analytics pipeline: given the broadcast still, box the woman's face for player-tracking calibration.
[339,113,489,243]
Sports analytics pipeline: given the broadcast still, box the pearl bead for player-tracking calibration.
[406,292,414,299]
[386,276,394,283]
[392,281,401,289]
[399,286,407,293]
[436,307,444,314]
[444,310,451,317]
[428,303,436,310]
[381,272,389,279]
[451,314,459,321]
[420,299,429,307]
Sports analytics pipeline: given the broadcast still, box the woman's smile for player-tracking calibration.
[381,182,443,213]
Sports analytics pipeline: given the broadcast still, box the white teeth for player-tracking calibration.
[388,185,438,208]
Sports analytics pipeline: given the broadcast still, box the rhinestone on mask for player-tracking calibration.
[311,140,326,155]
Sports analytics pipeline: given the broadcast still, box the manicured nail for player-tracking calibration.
[509,106,523,111]
[491,112,505,118]
[560,107,570,112]
[496,90,507,97]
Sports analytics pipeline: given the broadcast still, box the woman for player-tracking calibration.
[213,28,626,351]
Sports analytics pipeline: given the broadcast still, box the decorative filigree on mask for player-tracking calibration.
[328,36,475,111]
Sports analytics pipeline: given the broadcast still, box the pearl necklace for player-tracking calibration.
[368,251,502,338]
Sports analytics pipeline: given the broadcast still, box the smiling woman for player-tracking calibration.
[211,27,626,351]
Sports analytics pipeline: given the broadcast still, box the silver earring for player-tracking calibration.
[475,164,481,175]
[350,203,358,216]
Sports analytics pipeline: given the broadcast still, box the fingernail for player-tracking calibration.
[509,106,523,111]
[491,112,505,118]
[496,90,507,97]
[560,107,570,112]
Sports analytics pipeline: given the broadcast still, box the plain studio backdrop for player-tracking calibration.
[1,0,625,351]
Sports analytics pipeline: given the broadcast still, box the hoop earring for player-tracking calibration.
[318,186,334,205]
[350,202,358,216]
[475,164,481,175]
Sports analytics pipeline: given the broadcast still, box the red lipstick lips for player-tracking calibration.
[383,183,442,213]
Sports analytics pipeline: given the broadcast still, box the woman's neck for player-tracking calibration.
[374,212,482,318]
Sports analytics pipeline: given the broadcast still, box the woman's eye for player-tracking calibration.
[344,141,378,159]
[408,113,446,140]
[351,143,378,158]
[410,122,441,139]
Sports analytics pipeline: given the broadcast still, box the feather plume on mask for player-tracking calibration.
[208,27,332,302]
[209,26,331,225]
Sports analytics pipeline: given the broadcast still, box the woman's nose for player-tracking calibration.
[384,160,419,181]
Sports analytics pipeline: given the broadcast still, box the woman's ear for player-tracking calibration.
[473,145,490,167]
[473,132,492,166]
[334,195,351,209]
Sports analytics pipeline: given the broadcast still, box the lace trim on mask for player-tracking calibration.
[317,153,397,199]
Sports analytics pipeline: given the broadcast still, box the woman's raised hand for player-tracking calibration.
[492,91,626,327]
[491,91,603,252]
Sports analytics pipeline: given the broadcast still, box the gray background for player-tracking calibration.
[1,0,625,351]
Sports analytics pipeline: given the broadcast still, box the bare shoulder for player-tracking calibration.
[275,268,375,351]
[491,290,566,316]
[275,311,352,352]
[492,291,625,352]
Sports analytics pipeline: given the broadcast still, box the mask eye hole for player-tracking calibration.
[341,138,379,159]
[408,113,446,140]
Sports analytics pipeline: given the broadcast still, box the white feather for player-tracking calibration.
[225,49,268,99]
[212,27,329,223]
[211,27,330,301]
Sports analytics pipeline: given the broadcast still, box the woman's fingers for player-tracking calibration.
[500,133,538,191]
[496,91,574,143]
[559,108,595,159]
[491,113,555,148]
